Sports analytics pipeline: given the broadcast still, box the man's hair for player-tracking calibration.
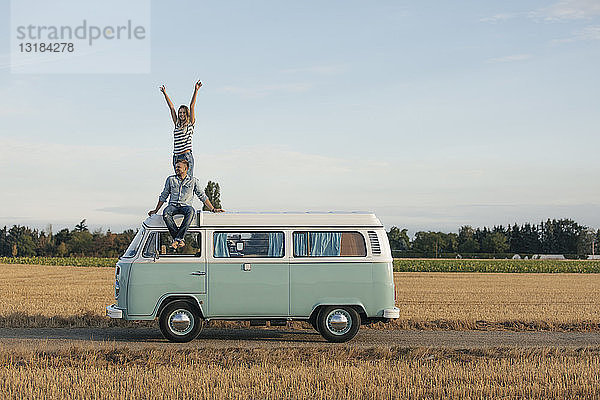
[175,159,189,169]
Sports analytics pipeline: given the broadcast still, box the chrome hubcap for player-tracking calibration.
[326,309,352,335]
[169,309,194,335]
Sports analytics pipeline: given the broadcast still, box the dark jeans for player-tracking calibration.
[163,205,195,242]
[173,151,194,177]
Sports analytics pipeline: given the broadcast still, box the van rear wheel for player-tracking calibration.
[159,301,203,343]
[317,306,360,343]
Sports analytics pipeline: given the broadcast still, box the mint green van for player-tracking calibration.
[106,212,399,343]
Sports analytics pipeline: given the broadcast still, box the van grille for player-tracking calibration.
[368,231,381,255]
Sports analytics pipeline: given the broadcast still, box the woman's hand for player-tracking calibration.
[190,80,202,124]
[160,84,176,124]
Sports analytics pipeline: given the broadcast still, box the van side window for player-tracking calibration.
[142,232,157,258]
[293,231,366,257]
[213,232,284,258]
[158,232,202,257]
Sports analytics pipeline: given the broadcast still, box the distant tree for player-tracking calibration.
[113,229,137,257]
[458,225,479,253]
[540,218,584,254]
[54,228,72,247]
[412,231,457,256]
[74,219,88,232]
[0,226,9,256]
[56,242,68,257]
[7,225,36,257]
[481,232,509,253]
[387,227,410,251]
[68,231,93,256]
[508,224,522,253]
[520,223,541,253]
[577,228,597,257]
[36,231,53,256]
[203,181,222,211]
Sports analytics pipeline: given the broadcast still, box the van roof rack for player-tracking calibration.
[143,211,383,229]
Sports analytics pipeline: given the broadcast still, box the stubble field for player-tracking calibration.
[1,345,600,399]
[2,263,600,399]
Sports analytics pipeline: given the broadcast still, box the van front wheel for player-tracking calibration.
[159,301,203,343]
[317,306,360,343]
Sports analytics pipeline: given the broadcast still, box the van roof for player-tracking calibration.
[143,211,384,229]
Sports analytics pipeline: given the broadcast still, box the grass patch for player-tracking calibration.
[394,259,600,273]
[4,257,600,273]
[0,257,117,268]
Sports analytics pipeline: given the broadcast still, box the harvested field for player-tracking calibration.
[3,263,600,399]
[0,344,599,399]
[0,263,115,327]
[392,272,600,331]
[1,264,600,330]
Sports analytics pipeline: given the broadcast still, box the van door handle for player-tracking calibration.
[190,271,205,276]
[242,263,251,271]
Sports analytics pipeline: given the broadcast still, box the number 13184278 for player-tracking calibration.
[19,42,74,52]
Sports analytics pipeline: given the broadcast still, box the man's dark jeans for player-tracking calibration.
[163,205,194,242]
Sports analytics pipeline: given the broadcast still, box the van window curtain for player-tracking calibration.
[309,232,341,256]
[267,232,284,257]
[293,232,308,257]
[214,233,230,258]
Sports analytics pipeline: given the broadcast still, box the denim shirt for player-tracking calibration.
[159,174,208,207]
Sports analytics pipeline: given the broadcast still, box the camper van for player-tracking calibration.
[106,212,399,343]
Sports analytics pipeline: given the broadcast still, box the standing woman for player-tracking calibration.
[160,80,202,177]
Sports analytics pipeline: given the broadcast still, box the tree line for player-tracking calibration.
[0,220,137,258]
[2,216,598,259]
[387,218,600,258]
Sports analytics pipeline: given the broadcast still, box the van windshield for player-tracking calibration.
[121,228,146,259]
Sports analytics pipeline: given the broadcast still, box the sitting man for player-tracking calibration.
[148,160,224,249]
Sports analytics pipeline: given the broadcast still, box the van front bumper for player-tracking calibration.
[383,307,400,319]
[106,304,123,319]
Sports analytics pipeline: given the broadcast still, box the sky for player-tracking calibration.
[0,0,599,235]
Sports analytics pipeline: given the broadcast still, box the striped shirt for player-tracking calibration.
[173,123,194,154]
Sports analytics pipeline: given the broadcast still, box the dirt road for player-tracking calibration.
[2,327,600,350]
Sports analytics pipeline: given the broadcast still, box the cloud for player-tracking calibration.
[552,24,600,43]
[534,0,600,21]
[486,54,533,63]
[578,24,600,38]
[479,13,517,23]
[218,83,312,98]
[281,65,346,75]
[96,206,145,216]
[481,1,600,24]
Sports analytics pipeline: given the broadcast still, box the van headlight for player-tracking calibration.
[115,279,120,298]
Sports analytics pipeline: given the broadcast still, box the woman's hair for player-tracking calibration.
[177,105,190,127]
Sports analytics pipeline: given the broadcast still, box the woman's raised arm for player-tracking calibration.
[160,84,177,125]
[189,80,202,125]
